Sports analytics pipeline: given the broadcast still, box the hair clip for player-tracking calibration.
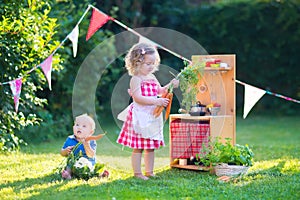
[141,49,146,55]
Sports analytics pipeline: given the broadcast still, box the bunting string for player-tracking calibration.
[90,5,191,63]
[236,80,300,104]
[0,4,299,114]
[78,5,92,27]
[0,5,92,86]
[265,91,300,104]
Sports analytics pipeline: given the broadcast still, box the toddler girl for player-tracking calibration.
[116,43,179,180]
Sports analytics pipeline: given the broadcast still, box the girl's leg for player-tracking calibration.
[132,149,149,180]
[144,149,155,177]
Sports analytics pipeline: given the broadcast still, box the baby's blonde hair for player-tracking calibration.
[75,113,95,131]
[125,43,160,76]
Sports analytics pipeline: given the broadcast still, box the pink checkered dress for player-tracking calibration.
[116,79,165,149]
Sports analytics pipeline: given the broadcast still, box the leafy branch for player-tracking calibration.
[178,60,205,111]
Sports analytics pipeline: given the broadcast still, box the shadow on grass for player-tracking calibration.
[1,166,213,200]
[2,162,299,200]
[23,168,214,200]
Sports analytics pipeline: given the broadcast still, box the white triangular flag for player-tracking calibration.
[243,84,266,118]
[68,25,79,57]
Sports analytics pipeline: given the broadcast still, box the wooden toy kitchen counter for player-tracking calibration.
[169,54,236,170]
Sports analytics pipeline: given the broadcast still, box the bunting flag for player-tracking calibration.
[9,78,22,112]
[68,25,79,57]
[243,83,266,118]
[86,8,110,41]
[1,4,299,115]
[40,55,53,90]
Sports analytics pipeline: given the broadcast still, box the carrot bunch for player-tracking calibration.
[153,84,174,120]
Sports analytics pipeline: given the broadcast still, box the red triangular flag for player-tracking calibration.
[86,8,110,41]
[40,55,53,90]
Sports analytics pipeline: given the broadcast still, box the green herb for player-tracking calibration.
[196,137,254,168]
[178,61,205,111]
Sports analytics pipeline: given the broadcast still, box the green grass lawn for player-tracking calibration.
[1,115,300,200]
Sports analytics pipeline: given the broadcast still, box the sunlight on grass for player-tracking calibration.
[1,116,300,199]
[96,135,170,172]
[0,153,61,182]
[250,158,300,174]
[58,179,93,191]
[1,187,15,200]
[1,181,63,200]
[97,155,170,174]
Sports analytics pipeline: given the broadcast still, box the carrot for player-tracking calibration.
[154,106,164,117]
[165,93,173,120]
[153,92,168,116]
[217,176,227,180]
[153,92,173,118]
[85,133,105,141]
[153,105,163,116]
[164,84,174,120]
[217,175,231,182]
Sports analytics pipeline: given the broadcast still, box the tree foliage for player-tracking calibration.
[18,0,118,144]
[96,0,300,114]
[0,0,63,151]
[188,0,300,114]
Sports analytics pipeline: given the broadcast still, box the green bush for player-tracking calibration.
[16,110,72,144]
[0,0,63,151]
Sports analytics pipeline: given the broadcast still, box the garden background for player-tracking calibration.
[0,0,299,199]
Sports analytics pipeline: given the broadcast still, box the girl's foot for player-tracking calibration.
[134,174,149,180]
[145,172,156,177]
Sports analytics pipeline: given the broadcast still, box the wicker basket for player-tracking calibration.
[214,163,249,177]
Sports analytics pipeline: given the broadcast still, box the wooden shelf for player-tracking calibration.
[170,114,233,121]
[204,67,232,72]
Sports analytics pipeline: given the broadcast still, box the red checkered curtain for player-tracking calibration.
[171,119,191,158]
[189,121,210,156]
[170,119,210,159]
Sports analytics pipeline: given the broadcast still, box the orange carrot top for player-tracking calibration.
[85,133,106,141]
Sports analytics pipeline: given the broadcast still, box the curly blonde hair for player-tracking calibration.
[125,43,160,76]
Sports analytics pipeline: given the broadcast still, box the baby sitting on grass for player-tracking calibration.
[60,113,108,179]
